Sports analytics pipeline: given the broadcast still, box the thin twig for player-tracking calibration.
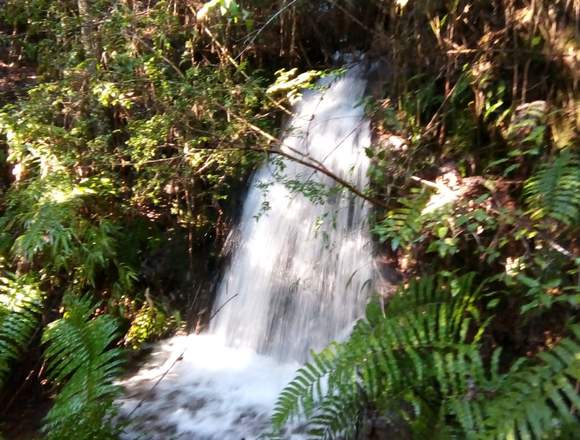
[235,0,303,60]
[201,25,292,116]
[129,32,185,79]
[208,294,239,321]
[423,80,461,134]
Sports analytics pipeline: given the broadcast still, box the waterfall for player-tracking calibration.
[119,64,375,439]
[211,65,374,362]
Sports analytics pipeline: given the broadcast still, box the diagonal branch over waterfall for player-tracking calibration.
[215,105,388,209]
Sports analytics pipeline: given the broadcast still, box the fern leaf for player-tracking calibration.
[524,150,580,226]
[0,270,43,389]
[480,326,580,439]
[272,273,485,438]
[272,275,579,439]
[42,295,124,439]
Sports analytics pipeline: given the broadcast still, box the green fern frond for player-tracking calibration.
[42,295,124,439]
[524,150,580,226]
[272,273,484,439]
[273,274,579,439]
[373,189,432,251]
[479,325,580,439]
[272,346,339,429]
[436,325,580,440]
[0,176,122,289]
[306,392,361,440]
[0,269,43,389]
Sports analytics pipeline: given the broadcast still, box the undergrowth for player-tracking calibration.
[0,0,577,438]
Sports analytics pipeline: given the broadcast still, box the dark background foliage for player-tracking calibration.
[0,1,577,438]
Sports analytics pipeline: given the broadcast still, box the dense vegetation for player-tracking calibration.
[0,1,577,439]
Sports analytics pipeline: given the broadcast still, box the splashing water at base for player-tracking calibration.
[119,64,375,439]
[119,335,302,439]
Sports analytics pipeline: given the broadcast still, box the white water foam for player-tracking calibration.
[119,65,375,440]
[119,334,302,439]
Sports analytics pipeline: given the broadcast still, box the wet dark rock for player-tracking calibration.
[357,411,412,440]
[184,397,207,413]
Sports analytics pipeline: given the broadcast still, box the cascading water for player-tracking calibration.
[119,64,376,440]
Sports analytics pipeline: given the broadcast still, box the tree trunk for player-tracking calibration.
[77,0,97,64]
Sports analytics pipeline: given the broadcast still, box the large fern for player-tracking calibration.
[0,268,43,389]
[524,149,580,226]
[477,326,580,439]
[42,295,124,439]
[271,273,484,438]
[272,275,580,439]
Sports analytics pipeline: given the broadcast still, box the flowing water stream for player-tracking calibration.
[119,64,376,440]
